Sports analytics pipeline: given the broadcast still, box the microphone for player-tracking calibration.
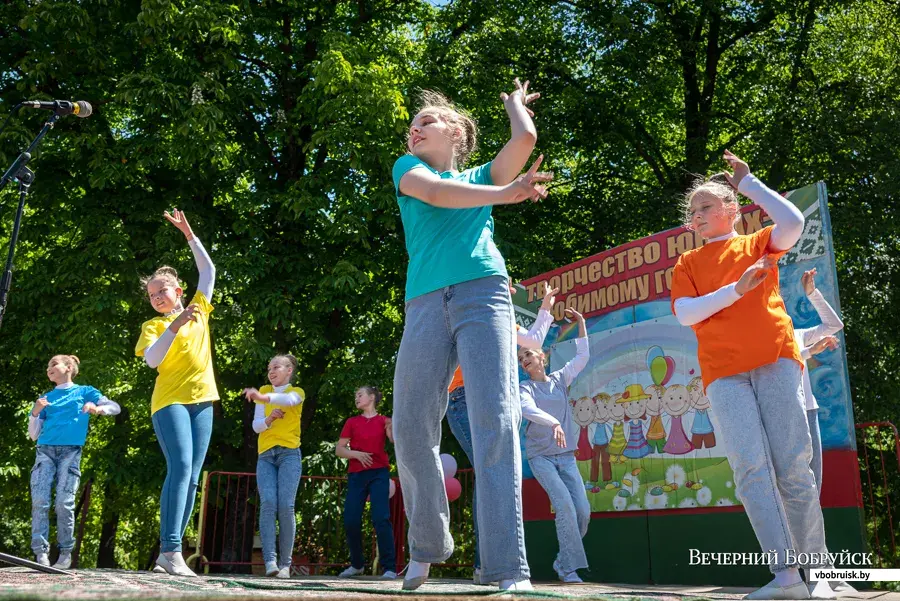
[20,100,92,118]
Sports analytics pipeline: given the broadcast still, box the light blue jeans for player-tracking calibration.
[445,385,479,570]
[707,359,828,572]
[257,445,302,568]
[528,452,590,575]
[31,445,82,554]
[807,409,822,495]
[393,275,529,583]
[152,402,214,553]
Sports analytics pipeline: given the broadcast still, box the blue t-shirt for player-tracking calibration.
[392,155,509,301]
[36,384,103,446]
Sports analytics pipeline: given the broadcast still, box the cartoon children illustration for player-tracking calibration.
[571,396,595,462]
[688,377,716,449]
[621,384,651,460]
[645,384,667,454]
[662,384,694,455]
[607,393,627,464]
[590,393,613,483]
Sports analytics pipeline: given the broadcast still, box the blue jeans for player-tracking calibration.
[344,467,395,572]
[152,402,214,553]
[393,275,529,582]
[707,359,827,572]
[446,385,480,570]
[31,445,82,554]
[807,409,822,495]
[257,446,302,568]
[528,452,590,574]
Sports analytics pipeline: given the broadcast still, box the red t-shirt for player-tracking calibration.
[339,414,391,473]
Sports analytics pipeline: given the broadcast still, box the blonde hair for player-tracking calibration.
[415,90,478,167]
[271,354,299,382]
[517,347,548,367]
[140,265,181,290]
[50,354,80,377]
[680,174,740,230]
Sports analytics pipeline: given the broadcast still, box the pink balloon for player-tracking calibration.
[445,477,462,502]
[389,479,397,499]
[662,356,676,386]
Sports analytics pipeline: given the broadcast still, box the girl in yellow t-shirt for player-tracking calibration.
[243,355,304,579]
[135,210,218,577]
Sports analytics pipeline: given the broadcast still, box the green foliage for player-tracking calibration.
[0,0,897,570]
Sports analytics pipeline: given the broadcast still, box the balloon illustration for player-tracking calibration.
[650,352,676,386]
[646,346,665,370]
[663,356,676,385]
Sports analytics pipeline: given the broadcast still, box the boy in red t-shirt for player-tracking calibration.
[335,386,396,579]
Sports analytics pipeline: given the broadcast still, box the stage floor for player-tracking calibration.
[0,568,897,600]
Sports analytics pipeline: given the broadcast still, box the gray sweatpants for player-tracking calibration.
[707,358,828,573]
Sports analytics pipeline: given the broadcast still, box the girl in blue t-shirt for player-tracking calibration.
[391,81,552,592]
[28,354,120,569]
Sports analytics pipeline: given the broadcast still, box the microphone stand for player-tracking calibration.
[0,113,73,574]
[0,113,58,330]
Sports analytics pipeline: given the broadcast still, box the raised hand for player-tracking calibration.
[735,255,777,296]
[500,78,540,118]
[169,303,200,332]
[809,335,839,356]
[163,209,195,240]
[801,268,817,296]
[33,396,49,416]
[540,286,560,311]
[505,155,553,204]
[243,388,269,403]
[565,307,585,323]
[722,149,751,190]
[552,424,567,448]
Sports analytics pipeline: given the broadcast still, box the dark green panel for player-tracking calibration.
[525,507,867,586]
[525,516,651,583]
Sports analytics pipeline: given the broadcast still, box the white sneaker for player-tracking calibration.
[561,570,583,584]
[53,550,72,570]
[402,561,430,591]
[151,564,166,573]
[499,578,533,591]
[381,570,397,580]
[808,580,837,600]
[155,552,198,577]
[276,566,290,579]
[35,553,49,567]
[338,565,364,578]
[553,558,564,579]
[744,580,811,600]
[265,561,279,577]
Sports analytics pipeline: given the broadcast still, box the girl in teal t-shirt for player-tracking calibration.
[390,82,551,592]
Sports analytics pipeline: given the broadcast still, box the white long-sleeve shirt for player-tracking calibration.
[516,308,553,349]
[28,382,121,441]
[520,336,590,458]
[795,289,844,410]
[144,238,215,369]
[673,174,804,326]
[252,384,304,433]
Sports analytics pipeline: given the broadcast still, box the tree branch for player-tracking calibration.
[720,7,779,53]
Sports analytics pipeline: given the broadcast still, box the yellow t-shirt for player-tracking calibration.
[258,384,305,454]
[135,290,220,415]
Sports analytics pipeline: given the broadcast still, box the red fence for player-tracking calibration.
[855,422,899,568]
[192,469,476,576]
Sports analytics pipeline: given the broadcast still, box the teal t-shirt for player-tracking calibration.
[392,154,509,301]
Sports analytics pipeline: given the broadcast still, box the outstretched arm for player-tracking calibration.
[165,209,215,300]
[491,78,540,186]
[674,256,777,326]
[559,309,590,387]
[516,286,557,349]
